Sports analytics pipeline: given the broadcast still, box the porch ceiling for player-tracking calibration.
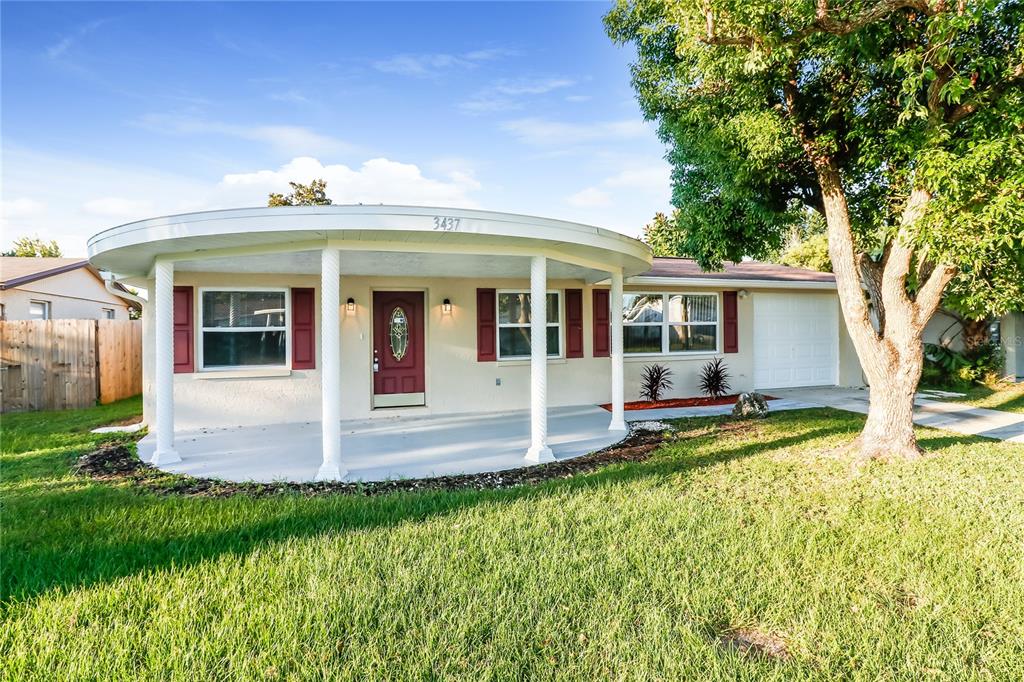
[174,249,600,280]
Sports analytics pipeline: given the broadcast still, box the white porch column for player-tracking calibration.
[609,269,626,431]
[316,248,347,481]
[152,258,180,464]
[525,255,555,463]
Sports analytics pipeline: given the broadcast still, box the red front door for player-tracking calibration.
[372,291,425,407]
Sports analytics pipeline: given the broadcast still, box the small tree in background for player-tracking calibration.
[268,179,333,207]
[3,236,62,258]
[643,211,689,257]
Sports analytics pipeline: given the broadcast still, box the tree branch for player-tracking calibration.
[702,0,936,49]
[915,264,958,326]
[947,62,1024,124]
[859,254,886,336]
[814,0,934,35]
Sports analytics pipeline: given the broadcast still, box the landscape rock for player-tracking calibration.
[629,420,673,433]
[732,392,769,419]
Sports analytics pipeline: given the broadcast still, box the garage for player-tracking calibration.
[753,292,839,389]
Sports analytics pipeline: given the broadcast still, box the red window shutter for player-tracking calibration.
[592,289,610,357]
[291,287,316,369]
[477,288,497,361]
[172,286,194,373]
[565,289,583,358]
[723,291,739,353]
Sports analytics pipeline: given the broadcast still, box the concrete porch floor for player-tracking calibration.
[137,405,625,483]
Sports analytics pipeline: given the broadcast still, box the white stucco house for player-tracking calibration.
[0,257,136,321]
[87,205,864,482]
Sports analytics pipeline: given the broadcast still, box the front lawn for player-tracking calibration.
[926,382,1024,414]
[3,400,1023,680]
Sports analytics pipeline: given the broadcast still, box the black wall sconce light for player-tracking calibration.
[442,298,452,314]
[346,297,355,312]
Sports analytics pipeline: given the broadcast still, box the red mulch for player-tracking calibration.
[599,394,777,412]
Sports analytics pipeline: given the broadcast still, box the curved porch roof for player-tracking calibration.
[87,205,652,282]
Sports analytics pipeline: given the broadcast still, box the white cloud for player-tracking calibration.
[373,48,517,78]
[219,156,481,208]
[269,90,312,105]
[564,95,592,103]
[563,160,672,227]
[460,77,575,113]
[500,117,650,146]
[82,197,155,219]
[45,18,112,60]
[1,198,46,219]
[602,164,672,189]
[566,187,612,208]
[135,114,353,156]
[1,148,485,256]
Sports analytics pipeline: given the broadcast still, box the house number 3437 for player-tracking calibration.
[433,216,460,231]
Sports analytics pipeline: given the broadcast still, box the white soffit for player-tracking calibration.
[87,205,652,280]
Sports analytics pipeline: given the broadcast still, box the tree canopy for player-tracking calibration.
[606,0,1024,319]
[3,236,62,258]
[268,179,333,207]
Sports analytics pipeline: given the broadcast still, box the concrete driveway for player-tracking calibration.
[770,387,1024,443]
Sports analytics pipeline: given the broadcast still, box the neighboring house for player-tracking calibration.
[0,257,136,321]
[88,205,864,475]
[997,312,1023,381]
[923,308,1023,382]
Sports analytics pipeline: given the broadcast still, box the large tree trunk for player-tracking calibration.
[814,166,953,461]
[857,338,925,461]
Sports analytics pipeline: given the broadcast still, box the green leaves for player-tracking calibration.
[267,178,333,207]
[3,236,62,258]
[607,0,1023,316]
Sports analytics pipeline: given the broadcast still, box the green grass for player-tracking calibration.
[3,400,1024,680]
[926,382,1024,414]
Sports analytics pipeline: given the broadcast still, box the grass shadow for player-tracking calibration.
[2,410,855,605]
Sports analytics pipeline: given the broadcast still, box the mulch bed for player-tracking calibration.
[75,429,669,499]
[600,394,777,411]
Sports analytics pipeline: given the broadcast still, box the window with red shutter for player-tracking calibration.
[476,288,497,361]
[291,287,316,369]
[565,289,583,358]
[592,289,610,357]
[723,291,738,353]
[173,286,194,373]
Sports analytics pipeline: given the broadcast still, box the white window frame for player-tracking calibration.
[29,299,51,320]
[622,291,721,356]
[496,289,563,361]
[197,287,290,371]
[101,308,116,320]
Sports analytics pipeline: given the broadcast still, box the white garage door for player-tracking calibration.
[753,293,839,389]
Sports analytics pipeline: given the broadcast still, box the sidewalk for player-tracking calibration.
[770,387,1024,443]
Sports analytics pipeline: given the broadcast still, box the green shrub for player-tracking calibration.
[923,342,1004,388]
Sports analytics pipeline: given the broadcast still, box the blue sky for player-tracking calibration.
[2,1,671,256]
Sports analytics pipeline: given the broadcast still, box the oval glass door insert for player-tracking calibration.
[389,307,409,361]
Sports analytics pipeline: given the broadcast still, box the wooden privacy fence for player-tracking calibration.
[0,319,142,413]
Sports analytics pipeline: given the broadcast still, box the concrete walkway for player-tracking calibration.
[771,387,1024,443]
[137,404,625,483]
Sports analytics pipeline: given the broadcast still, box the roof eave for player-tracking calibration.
[0,260,89,290]
[621,275,837,290]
